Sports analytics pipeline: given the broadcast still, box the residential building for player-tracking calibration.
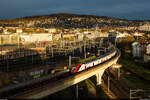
[139,21,150,31]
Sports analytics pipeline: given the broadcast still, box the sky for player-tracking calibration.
[0,0,150,20]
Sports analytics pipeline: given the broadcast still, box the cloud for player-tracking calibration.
[0,0,150,20]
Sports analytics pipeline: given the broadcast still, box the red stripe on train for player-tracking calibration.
[85,66,86,70]
[75,64,82,73]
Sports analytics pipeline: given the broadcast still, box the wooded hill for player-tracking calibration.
[0,13,146,28]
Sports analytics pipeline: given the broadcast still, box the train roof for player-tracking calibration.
[84,49,115,65]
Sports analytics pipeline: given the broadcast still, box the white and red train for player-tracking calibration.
[71,49,117,73]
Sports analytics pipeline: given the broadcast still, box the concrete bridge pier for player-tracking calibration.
[96,69,105,85]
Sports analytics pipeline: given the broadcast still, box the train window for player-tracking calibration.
[80,64,85,71]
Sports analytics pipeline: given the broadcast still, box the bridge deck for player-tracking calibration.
[14,49,120,99]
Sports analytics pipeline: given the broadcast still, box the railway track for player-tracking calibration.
[118,67,150,98]
[0,71,70,98]
[102,66,150,99]
[102,70,129,99]
[107,69,130,92]
[0,44,115,98]
[0,56,46,72]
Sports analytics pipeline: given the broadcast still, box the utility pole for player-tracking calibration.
[115,38,117,47]
[72,47,74,56]
[69,55,71,68]
[79,42,82,54]
[69,56,80,68]
[52,47,54,57]
[76,84,78,100]
[108,75,110,93]
[32,52,33,66]
[18,33,20,48]
[84,40,86,58]
[118,68,120,80]
[9,35,11,44]
[7,54,9,72]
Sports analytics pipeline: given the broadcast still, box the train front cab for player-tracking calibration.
[70,64,82,73]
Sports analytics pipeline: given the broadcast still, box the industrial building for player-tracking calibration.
[20,33,53,43]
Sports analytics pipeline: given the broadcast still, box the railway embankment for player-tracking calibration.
[119,65,150,90]
[101,61,150,99]
[119,58,150,81]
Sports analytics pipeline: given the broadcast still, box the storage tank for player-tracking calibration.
[132,42,142,57]
[146,44,150,54]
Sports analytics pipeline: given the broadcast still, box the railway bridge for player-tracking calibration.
[14,48,121,99]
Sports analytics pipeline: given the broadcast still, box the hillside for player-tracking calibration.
[0,13,145,28]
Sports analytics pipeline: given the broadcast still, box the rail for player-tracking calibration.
[13,48,120,99]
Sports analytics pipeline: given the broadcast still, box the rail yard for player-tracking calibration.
[0,37,110,98]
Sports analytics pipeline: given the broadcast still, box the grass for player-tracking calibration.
[122,71,150,89]
[119,58,150,80]
[119,58,150,89]
[43,88,74,99]
[86,78,109,99]
[60,88,73,99]
[78,78,109,99]
[78,80,87,88]
[85,79,93,89]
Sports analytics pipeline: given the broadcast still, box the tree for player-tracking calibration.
[7,28,16,33]
[124,36,135,43]
[116,39,122,44]
[138,36,147,43]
